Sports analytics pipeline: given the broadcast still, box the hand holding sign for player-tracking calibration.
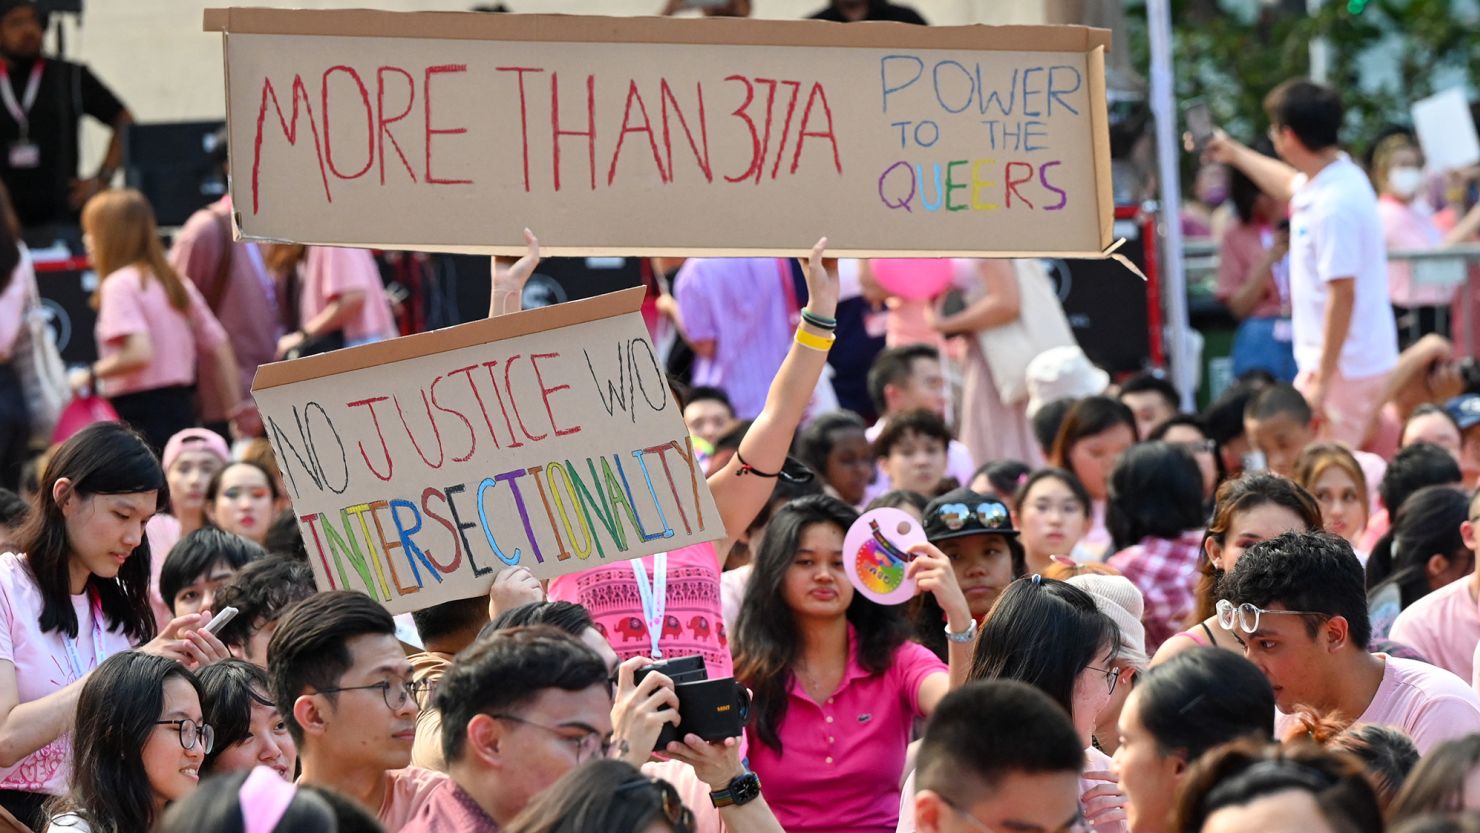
[799,237,838,320]
[490,228,541,316]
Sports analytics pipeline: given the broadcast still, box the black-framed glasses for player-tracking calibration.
[318,679,420,712]
[409,678,436,709]
[932,501,1011,532]
[155,718,215,753]
[937,795,1087,833]
[616,776,696,833]
[490,714,612,763]
[1216,600,1330,634]
[1085,664,1120,696]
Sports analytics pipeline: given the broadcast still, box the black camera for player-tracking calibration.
[632,655,751,750]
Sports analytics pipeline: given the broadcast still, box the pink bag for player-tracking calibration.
[52,395,120,445]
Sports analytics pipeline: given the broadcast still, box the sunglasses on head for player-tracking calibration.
[616,777,695,833]
[932,501,1011,531]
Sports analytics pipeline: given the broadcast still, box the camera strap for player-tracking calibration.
[630,552,668,659]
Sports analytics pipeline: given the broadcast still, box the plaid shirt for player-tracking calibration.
[1108,530,1206,653]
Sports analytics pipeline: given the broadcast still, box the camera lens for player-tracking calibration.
[734,683,752,725]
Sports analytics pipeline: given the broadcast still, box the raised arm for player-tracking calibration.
[1204,131,1299,204]
[489,229,541,317]
[703,239,837,565]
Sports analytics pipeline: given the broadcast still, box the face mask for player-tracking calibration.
[1387,166,1424,198]
[1200,186,1228,208]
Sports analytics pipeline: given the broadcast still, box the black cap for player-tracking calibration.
[922,488,1018,543]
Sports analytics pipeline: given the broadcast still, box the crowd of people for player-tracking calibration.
[1,0,1480,828]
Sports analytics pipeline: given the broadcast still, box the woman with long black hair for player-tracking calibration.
[734,494,966,833]
[0,422,228,829]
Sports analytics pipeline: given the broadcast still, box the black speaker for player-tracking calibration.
[123,120,227,228]
[1040,222,1151,375]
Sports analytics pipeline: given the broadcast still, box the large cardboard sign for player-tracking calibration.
[251,288,721,614]
[206,9,1115,258]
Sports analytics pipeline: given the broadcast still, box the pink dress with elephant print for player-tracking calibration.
[547,543,732,678]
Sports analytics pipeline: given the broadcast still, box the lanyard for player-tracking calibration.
[61,590,105,681]
[0,60,44,139]
[630,553,668,660]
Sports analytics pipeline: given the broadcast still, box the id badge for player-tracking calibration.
[1272,318,1294,343]
[8,141,38,169]
[863,308,888,338]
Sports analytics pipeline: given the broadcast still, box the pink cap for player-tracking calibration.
[161,428,230,472]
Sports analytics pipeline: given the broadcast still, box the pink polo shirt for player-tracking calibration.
[746,631,946,833]
[547,543,732,677]
[1390,577,1480,682]
[94,265,226,397]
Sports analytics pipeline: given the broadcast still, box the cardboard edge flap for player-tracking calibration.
[204,8,1108,53]
[251,285,648,392]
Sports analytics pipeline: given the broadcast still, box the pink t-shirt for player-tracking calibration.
[374,766,450,833]
[94,265,227,397]
[1378,195,1451,308]
[1216,220,1286,320]
[1275,654,1480,755]
[0,553,136,795]
[1390,578,1480,682]
[298,247,396,343]
[749,633,945,833]
[547,543,731,677]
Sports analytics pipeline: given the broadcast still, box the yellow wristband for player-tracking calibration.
[795,328,835,352]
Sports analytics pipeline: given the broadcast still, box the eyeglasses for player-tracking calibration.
[318,679,421,712]
[932,501,1011,532]
[1085,664,1120,696]
[490,714,613,763]
[1216,600,1330,634]
[615,776,695,833]
[155,718,215,753]
[937,795,1087,833]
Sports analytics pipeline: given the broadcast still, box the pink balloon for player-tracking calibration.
[870,258,956,300]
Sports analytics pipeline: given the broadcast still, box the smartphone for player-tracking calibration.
[202,606,239,636]
[1183,99,1216,153]
[1242,450,1268,474]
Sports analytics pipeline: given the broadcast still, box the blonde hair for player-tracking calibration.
[81,189,189,312]
[1293,442,1369,524]
[1371,134,1421,194]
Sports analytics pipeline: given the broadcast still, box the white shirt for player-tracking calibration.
[1287,154,1399,378]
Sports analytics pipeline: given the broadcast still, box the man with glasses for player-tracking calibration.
[909,679,1086,833]
[1221,531,1480,753]
[268,590,448,831]
[406,626,785,833]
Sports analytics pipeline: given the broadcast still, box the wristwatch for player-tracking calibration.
[944,618,978,644]
[710,772,762,808]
